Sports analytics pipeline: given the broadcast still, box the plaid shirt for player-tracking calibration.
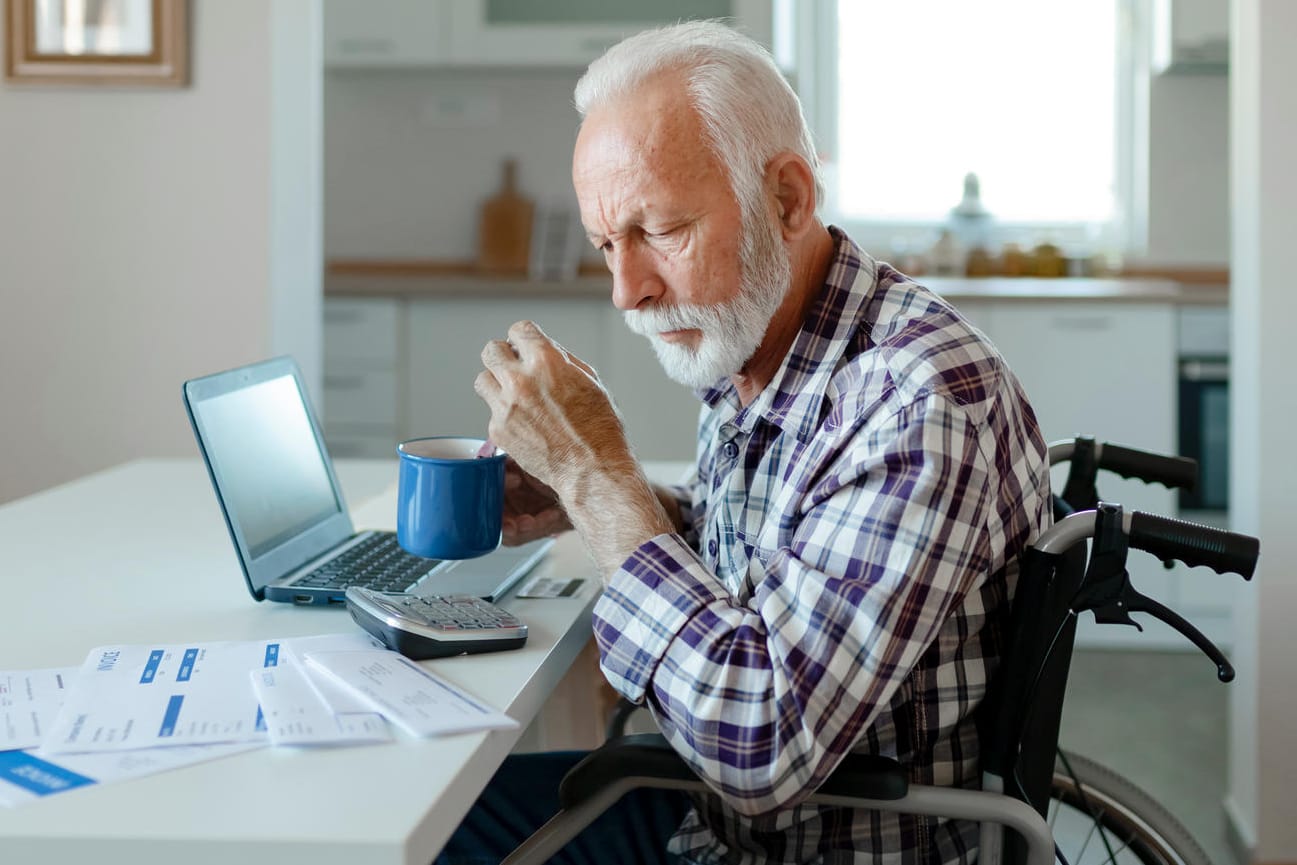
[592,228,1051,865]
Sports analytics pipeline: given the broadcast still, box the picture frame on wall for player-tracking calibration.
[4,0,188,86]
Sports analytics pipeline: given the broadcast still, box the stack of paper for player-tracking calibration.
[0,633,517,808]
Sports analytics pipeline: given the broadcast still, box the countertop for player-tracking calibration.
[324,261,1229,306]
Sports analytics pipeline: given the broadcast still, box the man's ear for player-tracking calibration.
[766,152,817,241]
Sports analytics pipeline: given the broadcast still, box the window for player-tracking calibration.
[778,0,1149,259]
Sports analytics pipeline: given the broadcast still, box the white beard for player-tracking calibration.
[623,209,792,389]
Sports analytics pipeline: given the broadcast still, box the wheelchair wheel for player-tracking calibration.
[1048,750,1210,865]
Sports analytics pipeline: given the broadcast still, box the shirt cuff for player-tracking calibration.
[592,532,730,704]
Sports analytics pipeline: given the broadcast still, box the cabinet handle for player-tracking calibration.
[324,375,366,390]
[1050,315,1113,332]
[335,38,395,55]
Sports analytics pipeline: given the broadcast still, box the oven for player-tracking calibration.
[1177,307,1230,514]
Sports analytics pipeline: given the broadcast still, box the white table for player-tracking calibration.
[0,458,603,865]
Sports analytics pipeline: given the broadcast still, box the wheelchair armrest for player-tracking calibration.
[558,734,909,809]
[559,734,701,807]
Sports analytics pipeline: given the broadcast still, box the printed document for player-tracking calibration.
[304,649,517,738]
[41,640,287,754]
[249,663,391,747]
[1,667,78,751]
[281,632,388,716]
[0,742,261,808]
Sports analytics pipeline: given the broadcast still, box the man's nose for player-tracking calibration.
[608,246,664,311]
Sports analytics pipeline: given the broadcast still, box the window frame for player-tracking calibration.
[777,0,1151,260]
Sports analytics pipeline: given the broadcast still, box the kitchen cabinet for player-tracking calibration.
[446,0,771,66]
[323,0,448,67]
[324,0,772,69]
[598,307,701,462]
[322,297,402,459]
[404,297,608,443]
[325,294,700,461]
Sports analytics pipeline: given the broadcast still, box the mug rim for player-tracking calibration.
[397,435,505,463]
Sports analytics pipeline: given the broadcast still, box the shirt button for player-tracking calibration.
[708,539,718,557]
[723,442,739,459]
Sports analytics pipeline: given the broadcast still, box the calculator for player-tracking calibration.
[344,587,528,660]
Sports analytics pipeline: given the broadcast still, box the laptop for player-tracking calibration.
[183,356,551,607]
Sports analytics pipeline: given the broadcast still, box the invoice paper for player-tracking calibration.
[0,742,261,808]
[1,667,78,751]
[41,639,287,755]
[304,649,518,739]
[249,662,391,747]
[281,632,388,716]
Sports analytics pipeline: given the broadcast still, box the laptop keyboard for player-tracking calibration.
[294,534,441,594]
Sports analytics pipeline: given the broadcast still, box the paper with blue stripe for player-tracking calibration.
[1,667,78,751]
[40,640,285,755]
[0,743,263,809]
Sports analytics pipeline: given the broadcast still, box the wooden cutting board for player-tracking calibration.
[476,159,534,274]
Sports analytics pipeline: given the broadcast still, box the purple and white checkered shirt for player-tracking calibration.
[592,228,1051,864]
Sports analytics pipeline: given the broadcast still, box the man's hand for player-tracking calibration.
[474,321,675,578]
[474,320,628,493]
[501,458,572,545]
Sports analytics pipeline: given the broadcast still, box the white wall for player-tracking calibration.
[324,68,585,260]
[1227,1,1297,861]
[0,1,322,505]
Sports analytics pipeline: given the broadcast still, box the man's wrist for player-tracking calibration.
[560,462,677,579]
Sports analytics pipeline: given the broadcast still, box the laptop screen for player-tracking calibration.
[191,373,342,558]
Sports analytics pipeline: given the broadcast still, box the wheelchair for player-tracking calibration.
[500,437,1260,865]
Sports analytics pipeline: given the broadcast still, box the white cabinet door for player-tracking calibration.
[323,297,400,366]
[446,0,771,67]
[322,297,401,457]
[323,0,449,67]
[599,308,701,462]
[404,298,608,442]
[977,303,1229,649]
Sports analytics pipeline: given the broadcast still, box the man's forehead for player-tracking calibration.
[577,73,700,156]
[575,111,720,206]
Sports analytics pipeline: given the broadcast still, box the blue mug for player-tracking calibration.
[396,436,505,560]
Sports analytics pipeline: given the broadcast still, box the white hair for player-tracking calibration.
[574,19,824,225]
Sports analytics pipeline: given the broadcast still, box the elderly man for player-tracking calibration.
[442,20,1051,865]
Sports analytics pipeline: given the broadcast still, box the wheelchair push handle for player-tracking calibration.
[1097,443,1197,491]
[1036,508,1258,579]
[1034,506,1258,681]
[1127,511,1259,579]
[1047,437,1197,491]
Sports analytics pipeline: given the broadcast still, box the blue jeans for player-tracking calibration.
[434,750,692,865]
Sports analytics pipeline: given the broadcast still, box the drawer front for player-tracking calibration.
[322,367,398,425]
[324,298,401,366]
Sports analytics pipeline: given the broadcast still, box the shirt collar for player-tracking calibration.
[698,226,878,443]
